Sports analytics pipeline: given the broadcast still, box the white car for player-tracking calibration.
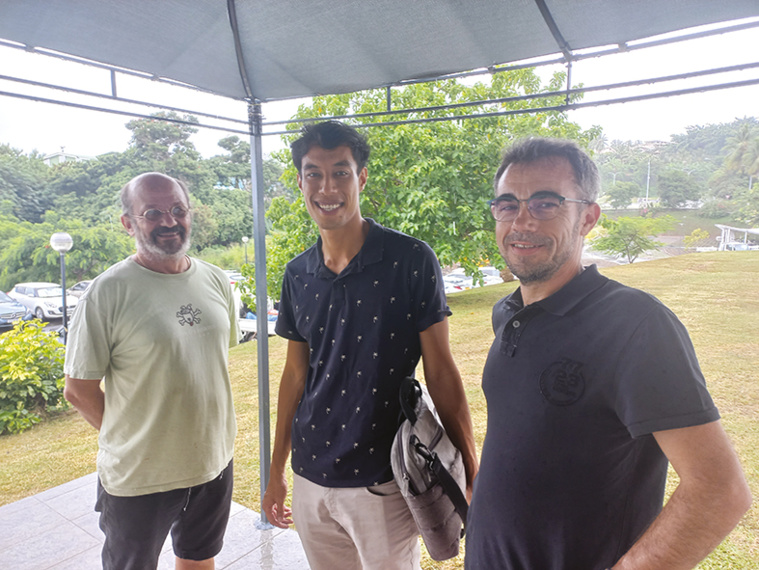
[67,280,93,298]
[443,274,473,294]
[8,282,79,321]
[479,266,505,285]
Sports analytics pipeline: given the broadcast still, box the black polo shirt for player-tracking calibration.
[466,265,719,569]
[276,218,450,487]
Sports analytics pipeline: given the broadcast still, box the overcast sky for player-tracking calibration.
[0,21,757,160]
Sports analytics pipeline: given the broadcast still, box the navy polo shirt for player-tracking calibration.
[276,218,450,487]
[466,265,719,569]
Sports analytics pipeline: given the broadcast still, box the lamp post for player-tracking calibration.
[242,236,249,265]
[50,232,73,343]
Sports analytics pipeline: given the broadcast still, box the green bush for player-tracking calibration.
[0,320,67,434]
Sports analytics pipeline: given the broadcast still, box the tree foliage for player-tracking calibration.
[657,169,704,208]
[604,180,641,209]
[591,215,675,264]
[266,71,600,289]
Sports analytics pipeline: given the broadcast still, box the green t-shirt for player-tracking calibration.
[65,257,239,496]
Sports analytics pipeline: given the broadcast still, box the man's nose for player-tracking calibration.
[510,201,536,230]
[157,211,180,225]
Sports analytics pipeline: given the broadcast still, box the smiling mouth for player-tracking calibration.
[511,243,541,250]
[317,202,341,212]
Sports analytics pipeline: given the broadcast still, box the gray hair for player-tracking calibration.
[493,138,600,202]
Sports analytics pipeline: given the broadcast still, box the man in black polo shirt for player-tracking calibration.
[465,138,751,569]
[262,121,478,569]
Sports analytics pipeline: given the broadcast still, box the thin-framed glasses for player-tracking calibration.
[131,205,190,222]
[488,192,591,222]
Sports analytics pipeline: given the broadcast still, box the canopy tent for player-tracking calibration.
[1,0,758,522]
[2,0,758,101]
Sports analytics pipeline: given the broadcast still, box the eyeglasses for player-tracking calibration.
[488,193,591,222]
[131,206,190,222]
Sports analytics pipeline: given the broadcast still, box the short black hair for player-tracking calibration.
[494,138,600,202]
[291,121,371,173]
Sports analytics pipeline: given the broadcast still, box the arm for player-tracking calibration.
[262,339,309,528]
[612,420,751,569]
[419,318,479,500]
[63,375,105,430]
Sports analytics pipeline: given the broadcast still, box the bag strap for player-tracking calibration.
[399,376,422,424]
[413,438,469,537]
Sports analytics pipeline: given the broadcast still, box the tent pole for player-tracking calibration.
[248,100,272,526]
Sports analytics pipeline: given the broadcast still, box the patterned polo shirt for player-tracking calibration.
[275,218,450,487]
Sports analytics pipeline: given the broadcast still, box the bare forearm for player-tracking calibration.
[63,376,104,430]
[269,341,308,477]
[614,481,750,569]
[432,382,478,489]
[419,320,479,493]
[613,423,752,569]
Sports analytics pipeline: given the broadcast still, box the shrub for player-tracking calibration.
[0,320,66,434]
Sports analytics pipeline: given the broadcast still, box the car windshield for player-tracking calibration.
[0,291,14,302]
[37,287,63,298]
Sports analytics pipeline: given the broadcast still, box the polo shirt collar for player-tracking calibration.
[306,218,384,277]
[508,264,608,316]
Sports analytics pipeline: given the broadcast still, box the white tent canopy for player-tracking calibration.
[1,0,758,522]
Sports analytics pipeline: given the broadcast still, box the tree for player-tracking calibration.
[590,215,675,264]
[683,228,711,248]
[723,120,759,189]
[0,145,53,222]
[124,112,215,200]
[0,215,133,290]
[657,169,704,208]
[267,71,599,289]
[604,180,640,209]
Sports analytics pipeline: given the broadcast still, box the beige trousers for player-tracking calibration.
[292,474,421,570]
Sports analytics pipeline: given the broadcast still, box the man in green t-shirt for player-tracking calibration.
[64,172,239,570]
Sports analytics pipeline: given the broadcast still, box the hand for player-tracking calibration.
[262,474,294,529]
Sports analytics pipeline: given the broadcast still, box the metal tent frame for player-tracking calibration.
[1,1,758,523]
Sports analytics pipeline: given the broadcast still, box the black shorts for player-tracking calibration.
[95,460,233,570]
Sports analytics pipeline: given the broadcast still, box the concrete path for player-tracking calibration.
[0,473,309,569]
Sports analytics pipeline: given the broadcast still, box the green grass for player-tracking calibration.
[602,208,743,239]
[1,251,757,568]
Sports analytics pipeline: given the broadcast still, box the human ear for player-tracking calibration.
[580,202,601,237]
[120,214,135,236]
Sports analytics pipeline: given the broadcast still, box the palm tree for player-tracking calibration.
[724,122,759,189]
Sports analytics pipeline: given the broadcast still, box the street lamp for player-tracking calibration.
[50,232,73,343]
[242,236,249,265]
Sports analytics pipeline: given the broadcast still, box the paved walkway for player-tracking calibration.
[0,473,309,569]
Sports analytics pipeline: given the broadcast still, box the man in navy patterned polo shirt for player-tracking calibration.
[262,121,478,569]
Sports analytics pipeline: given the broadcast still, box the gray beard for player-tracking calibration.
[134,226,191,262]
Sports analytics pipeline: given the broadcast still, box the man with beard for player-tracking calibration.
[64,172,239,570]
[465,139,751,570]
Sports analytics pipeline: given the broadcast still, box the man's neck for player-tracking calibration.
[133,252,191,274]
[519,262,583,306]
[319,218,369,275]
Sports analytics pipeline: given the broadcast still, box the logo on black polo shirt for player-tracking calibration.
[539,358,585,406]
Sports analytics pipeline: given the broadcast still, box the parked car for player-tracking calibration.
[479,266,505,285]
[7,282,79,321]
[0,291,31,329]
[67,280,92,298]
[224,269,245,285]
[443,274,473,294]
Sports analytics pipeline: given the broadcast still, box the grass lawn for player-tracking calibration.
[1,251,757,568]
[601,208,743,240]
